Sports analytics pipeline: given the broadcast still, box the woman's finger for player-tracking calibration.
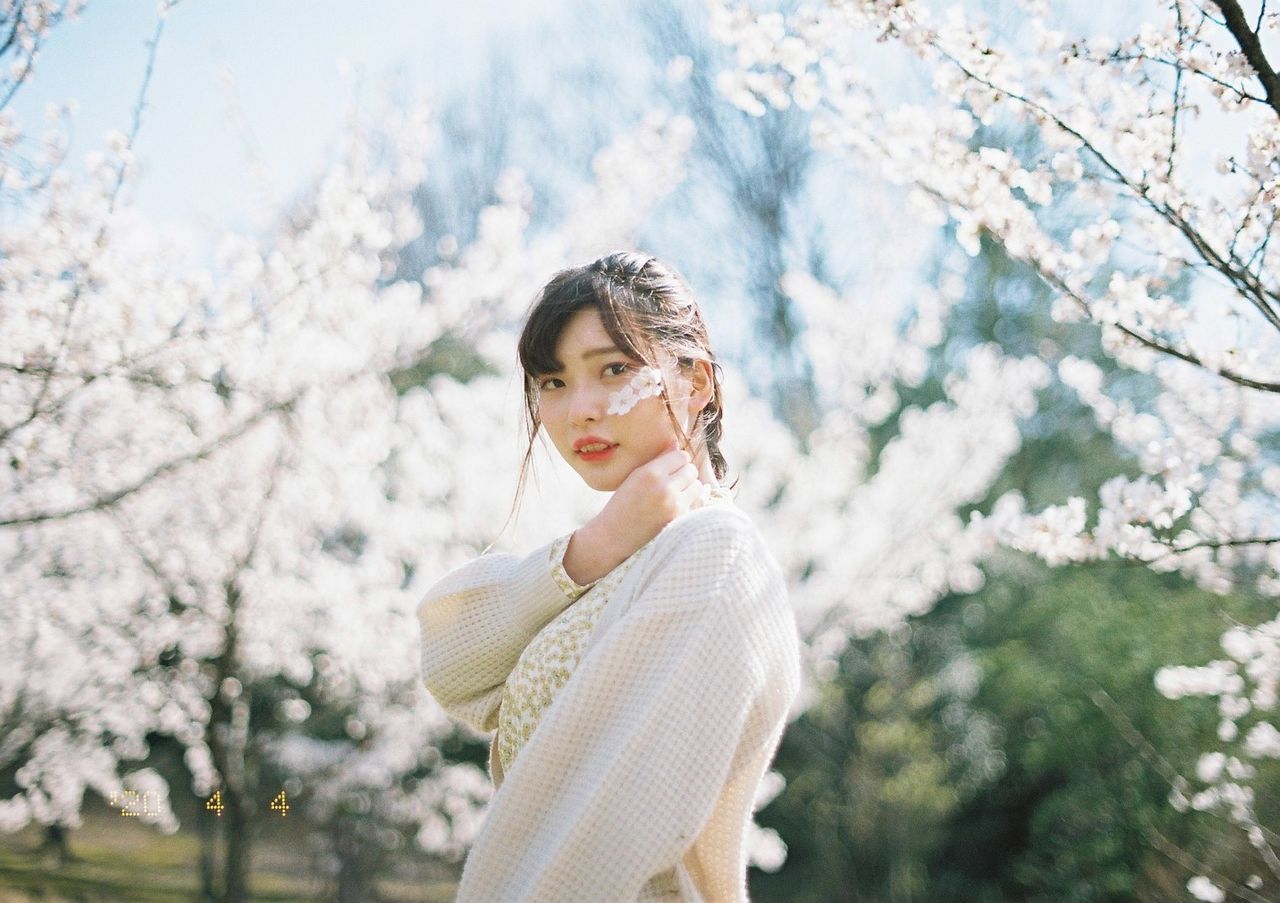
[659,447,692,475]
[676,478,703,506]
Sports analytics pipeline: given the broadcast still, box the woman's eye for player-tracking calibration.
[538,377,563,391]
[605,363,630,377]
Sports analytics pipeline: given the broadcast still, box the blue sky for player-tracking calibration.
[12,0,569,237]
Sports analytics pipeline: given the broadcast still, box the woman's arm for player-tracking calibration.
[454,509,802,902]
[417,534,596,732]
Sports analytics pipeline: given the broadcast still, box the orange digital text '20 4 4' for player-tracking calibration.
[108,789,290,817]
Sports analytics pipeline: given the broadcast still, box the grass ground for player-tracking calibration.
[0,807,458,903]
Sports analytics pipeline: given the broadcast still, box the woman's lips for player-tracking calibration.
[576,443,618,462]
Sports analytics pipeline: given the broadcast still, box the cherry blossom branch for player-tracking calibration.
[1089,685,1184,783]
[825,118,1280,393]
[0,8,21,58]
[1244,809,1280,882]
[24,9,169,435]
[1092,686,1280,889]
[1034,266,1280,393]
[1136,534,1280,565]
[0,391,301,527]
[1145,826,1274,903]
[926,45,1280,337]
[1210,0,1280,118]
[104,9,165,219]
[1103,51,1266,106]
[0,1,42,112]
[104,501,209,644]
[236,417,294,573]
[1168,3,1186,182]
[1,360,199,390]
[1195,1,1229,30]
[0,247,354,448]
[1228,181,1274,264]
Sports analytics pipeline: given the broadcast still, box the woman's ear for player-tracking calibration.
[687,358,714,416]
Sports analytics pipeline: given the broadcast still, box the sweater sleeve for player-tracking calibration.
[417,532,597,733]
[454,508,801,902]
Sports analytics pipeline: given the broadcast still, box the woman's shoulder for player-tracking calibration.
[644,501,779,584]
[620,503,796,663]
[659,498,758,544]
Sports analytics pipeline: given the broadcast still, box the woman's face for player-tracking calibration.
[534,307,705,493]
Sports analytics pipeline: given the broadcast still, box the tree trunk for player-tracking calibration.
[224,784,251,903]
[334,816,377,903]
[198,803,218,902]
[207,577,255,903]
[41,823,71,866]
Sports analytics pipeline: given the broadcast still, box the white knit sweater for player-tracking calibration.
[417,501,802,902]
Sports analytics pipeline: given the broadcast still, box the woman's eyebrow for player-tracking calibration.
[541,346,624,375]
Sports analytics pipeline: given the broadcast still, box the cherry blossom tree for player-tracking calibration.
[707,0,1280,896]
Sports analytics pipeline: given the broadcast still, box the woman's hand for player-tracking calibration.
[562,439,705,586]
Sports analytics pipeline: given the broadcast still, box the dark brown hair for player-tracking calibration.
[508,250,731,521]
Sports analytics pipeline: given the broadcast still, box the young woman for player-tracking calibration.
[417,251,801,901]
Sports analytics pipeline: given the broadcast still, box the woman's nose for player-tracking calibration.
[568,384,605,426]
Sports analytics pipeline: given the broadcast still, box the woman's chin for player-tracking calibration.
[570,462,625,493]
[581,473,623,493]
